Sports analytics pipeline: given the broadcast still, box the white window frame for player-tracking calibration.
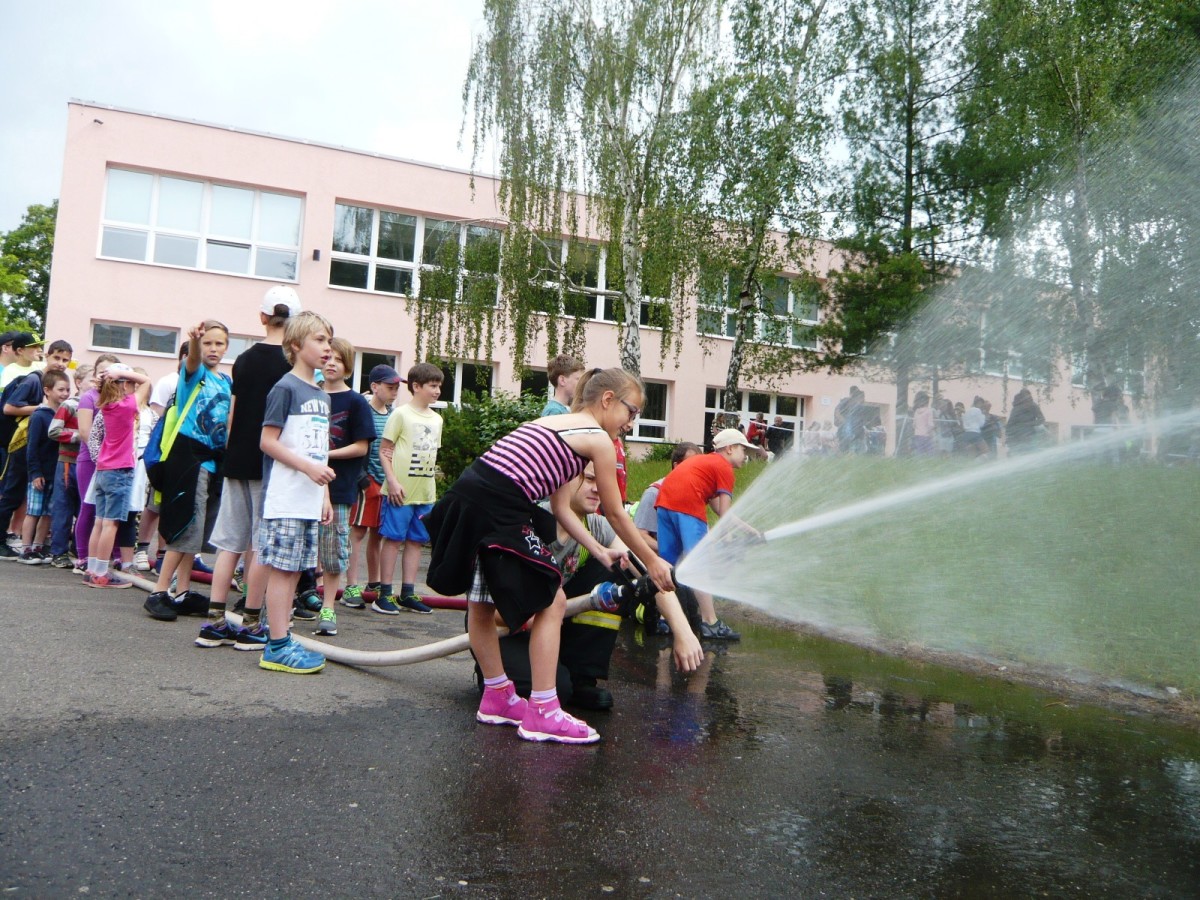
[329,204,419,297]
[89,320,181,358]
[419,220,503,306]
[328,205,502,306]
[628,380,669,442]
[221,334,259,365]
[434,360,495,408]
[705,388,805,431]
[98,168,302,282]
[697,273,820,349]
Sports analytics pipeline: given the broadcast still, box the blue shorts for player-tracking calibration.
[93,468,134,521]
[656,508,708,566]
[379,501,432,543]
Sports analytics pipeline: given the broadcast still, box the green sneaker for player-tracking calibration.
[340,584,365,609]
[315,607,338,636]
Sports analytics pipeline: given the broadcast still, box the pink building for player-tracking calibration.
[46,101,1094,454]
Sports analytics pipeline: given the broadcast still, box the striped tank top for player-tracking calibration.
[479,421,605,502]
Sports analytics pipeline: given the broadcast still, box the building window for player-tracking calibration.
[436,361,494,407]
[99,168,301,281]
[520,369,550,404]
[91,321,180,357]
[421,221,502,305]
[328,204,501,304]
[703,387,804,446]
[629,381,668,441]
[354,350,402,394]
[331,204,418,295]
[697,272,820,349]
[222,334,258,365]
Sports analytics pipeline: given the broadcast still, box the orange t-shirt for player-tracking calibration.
[654,453,734,521]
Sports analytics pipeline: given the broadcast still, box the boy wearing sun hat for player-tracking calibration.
[653,427,763,640]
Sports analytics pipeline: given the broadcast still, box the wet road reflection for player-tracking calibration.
[443,621,1200,897]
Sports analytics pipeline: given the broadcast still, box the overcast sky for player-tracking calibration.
[0,0,491,233]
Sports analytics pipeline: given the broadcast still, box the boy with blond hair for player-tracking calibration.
[375,362,442,615]
[257,312,335,674]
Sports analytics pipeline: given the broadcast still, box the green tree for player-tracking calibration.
[680,0,837,416]
[952,0,1197,400]
[830,0,979,415]
[463,0,722,375]
[0,201,57,330]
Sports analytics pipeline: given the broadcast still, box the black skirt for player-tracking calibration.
[425,460,562,630]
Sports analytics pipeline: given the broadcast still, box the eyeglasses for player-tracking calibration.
[619,399,641,420]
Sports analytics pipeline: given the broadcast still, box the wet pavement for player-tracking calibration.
[3,563,1199,897]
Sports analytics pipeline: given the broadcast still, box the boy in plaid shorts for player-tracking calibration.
[314,337,375,636]
[257,312,336,674]
[16,369,71,563]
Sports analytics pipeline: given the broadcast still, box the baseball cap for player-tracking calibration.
[10,332,44,350]
[0,330,21,348]
[260,285,302,318]
[368,364,401,385]
[712,428,759,452]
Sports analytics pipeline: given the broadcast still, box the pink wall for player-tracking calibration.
[47,101,1097,454]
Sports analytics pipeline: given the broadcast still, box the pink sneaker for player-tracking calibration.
[477,685,529,726]
[518,700,600,744]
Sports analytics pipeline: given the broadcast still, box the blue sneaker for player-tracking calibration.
[398,594,434,615]
[371,595,401,615]
[191,555,214,575]
[195,619,238,648]
[233,622,270,651]
[259,636,325,674]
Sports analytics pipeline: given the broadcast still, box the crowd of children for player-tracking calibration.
[1,300,739,746]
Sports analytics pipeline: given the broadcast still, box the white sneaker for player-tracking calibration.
[133,549,151,572]
[5,533,21,549]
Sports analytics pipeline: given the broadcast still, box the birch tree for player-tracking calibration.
[462,0,722,375]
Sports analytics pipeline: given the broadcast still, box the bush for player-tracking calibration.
[437,391,546,487]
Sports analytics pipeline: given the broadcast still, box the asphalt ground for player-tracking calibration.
[3,559,1199,898]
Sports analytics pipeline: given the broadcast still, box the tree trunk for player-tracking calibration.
[619,191,644,376]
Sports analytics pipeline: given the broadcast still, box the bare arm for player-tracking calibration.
[77,406,94,444]
[709,493,732,517]
[379,438,404,504]
[329,438,368,461]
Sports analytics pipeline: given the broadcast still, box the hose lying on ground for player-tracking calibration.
[122,569,591,667]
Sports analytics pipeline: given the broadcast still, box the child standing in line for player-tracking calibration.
[16,369,71,563]
[257,311,335,674]
[425,367,701,744]
[314,337,374,636]
[45,364,91,568]
[143,321,232,621]
[654,428,761,640]
[375,362,443,615]
[73,353,122,569]
[194,287,299,651]
[83,363,150,588]
[342,365,401,608]
[0,340,73,561]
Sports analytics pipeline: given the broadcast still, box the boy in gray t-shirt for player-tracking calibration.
[257,312,335,675]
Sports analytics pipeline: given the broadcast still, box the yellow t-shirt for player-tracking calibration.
[382,403,442,505]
